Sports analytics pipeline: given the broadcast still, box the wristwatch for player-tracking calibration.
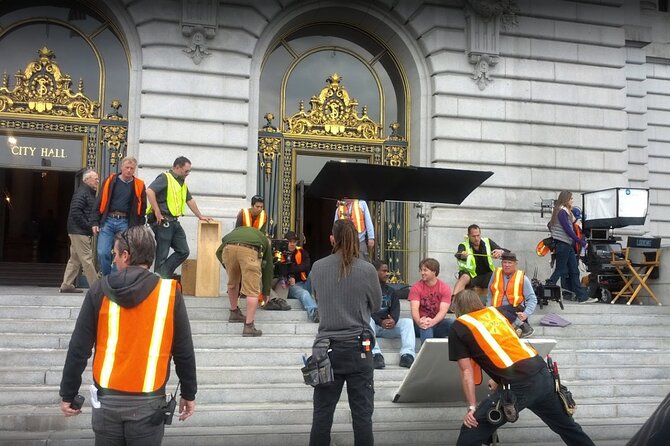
[467,405,476,412]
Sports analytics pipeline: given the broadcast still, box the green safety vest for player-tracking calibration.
[457,237,495,278]
[147,172,187,217]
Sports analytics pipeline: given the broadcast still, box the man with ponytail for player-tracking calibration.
[309,219,381,446]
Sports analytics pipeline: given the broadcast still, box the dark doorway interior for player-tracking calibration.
[301,187,336,263]
[0,168,74,263]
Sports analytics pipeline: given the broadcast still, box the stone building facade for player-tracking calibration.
[0,0,668,289]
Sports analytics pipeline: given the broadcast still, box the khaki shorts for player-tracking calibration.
[222,244,261,298]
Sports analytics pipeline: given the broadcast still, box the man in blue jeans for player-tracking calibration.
[370,260,416,369]
[94,156,147,276]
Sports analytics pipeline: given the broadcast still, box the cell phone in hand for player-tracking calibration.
[70,394,85,410]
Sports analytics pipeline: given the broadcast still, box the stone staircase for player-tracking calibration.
[0,286,669,445]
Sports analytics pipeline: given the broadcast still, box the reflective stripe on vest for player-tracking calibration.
[93,279,176,393]
[490,268,525,307]
[294,247,307,282]
[458,307,537,369]
[337,200,365,233]
[99,174,145,217]
[241,208,266,230]
[457,237,494,278]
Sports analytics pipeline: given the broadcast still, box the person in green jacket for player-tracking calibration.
[216,225,273,337]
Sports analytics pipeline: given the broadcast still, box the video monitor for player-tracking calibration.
[582,188,648,229]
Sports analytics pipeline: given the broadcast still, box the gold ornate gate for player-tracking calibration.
[258,73,409,282]
[0,47,128,177]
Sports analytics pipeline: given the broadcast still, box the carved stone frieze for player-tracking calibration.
[0,47,100,119]
[181,0,217,65]
[464,1,519,90]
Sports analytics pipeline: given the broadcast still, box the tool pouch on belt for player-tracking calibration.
[301,338,334,387]
[556,382,577,416]
[500,385,518,423]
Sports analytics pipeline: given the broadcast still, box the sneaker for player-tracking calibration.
[579,297,599,304]
[399,354,414,368]
[264,298,291,311]
[373,353,386,369]
[311,310,320,323]
[243,321,262,337]
[228,307,245,323]
[59,285,83,294]
[519,322,534,338]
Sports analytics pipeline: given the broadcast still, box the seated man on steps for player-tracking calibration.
[486,252,537,338]
[370,260,416,369]
[453,224,507,296]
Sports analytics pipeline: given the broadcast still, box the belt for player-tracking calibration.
[229,242,261,253]
[108,211,128,219]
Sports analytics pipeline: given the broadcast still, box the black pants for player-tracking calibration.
[309,340,375,446]
[151,220,189,279]
[92,395,165,446]
[457,367,595,446]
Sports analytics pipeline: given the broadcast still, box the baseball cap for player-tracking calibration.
[284,231,298,241]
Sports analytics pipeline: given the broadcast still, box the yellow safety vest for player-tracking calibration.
[457,237,495,278]
[147,172,187,217]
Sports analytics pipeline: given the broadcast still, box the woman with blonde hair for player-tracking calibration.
[546,191,595,303]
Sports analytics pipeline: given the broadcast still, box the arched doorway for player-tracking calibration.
[257,21,411,281]
[0,1,130,284]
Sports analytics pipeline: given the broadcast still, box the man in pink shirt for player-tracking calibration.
[408,258,453,342]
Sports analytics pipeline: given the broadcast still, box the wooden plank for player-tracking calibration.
[195,220,221,297]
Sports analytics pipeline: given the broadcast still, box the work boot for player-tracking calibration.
[243,321,262,337]
[373,353,385,369]
[59,285,83,294]
[228,307,245,323]
[264,298,291,311]
[399,354,415,368]
[518,322,534,338]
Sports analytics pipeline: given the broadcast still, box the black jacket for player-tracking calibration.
[371,282,401,326]
[66,183,97,236]
[59,266,197,402]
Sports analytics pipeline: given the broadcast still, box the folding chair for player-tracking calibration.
[610,237,662,306]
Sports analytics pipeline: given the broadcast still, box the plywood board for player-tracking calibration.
[195,221,221,297]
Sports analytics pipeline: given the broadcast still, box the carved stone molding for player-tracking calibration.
[464,0,519,90]
[181,0,217,65]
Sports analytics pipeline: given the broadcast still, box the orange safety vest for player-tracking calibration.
[337,200,365,233]
[573,222,583,254]
[241,208,267,230]
[458,307,537,370]
[93,279,176,393]
[98,174,145,217]
[490,268,526,307]
[293,247,307,282]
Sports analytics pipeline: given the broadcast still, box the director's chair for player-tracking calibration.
[610,237,662,306]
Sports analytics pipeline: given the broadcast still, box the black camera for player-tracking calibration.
[271,239,289,253]
[163,396,177,425]
[70,394,84,410]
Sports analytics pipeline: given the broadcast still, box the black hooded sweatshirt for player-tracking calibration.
[59,266,197,401]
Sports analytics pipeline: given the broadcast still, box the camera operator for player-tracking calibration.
[59,226,196,445]
[267,231,318,321]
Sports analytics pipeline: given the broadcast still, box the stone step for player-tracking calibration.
[0,416,653,446]
[1,331,668,351]
[3,345,667,368]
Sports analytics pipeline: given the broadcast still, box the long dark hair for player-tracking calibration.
[549,190,572,225]
[332,219,359,279]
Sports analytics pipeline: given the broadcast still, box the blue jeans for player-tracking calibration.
[288,283,318,321]
[370,317,416,358]
[151,221,189,279]
[310,340,374,446]
[547,241,587,300]
[97,218,129,276]
[414,318,453,343]
[457,367,594,446]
